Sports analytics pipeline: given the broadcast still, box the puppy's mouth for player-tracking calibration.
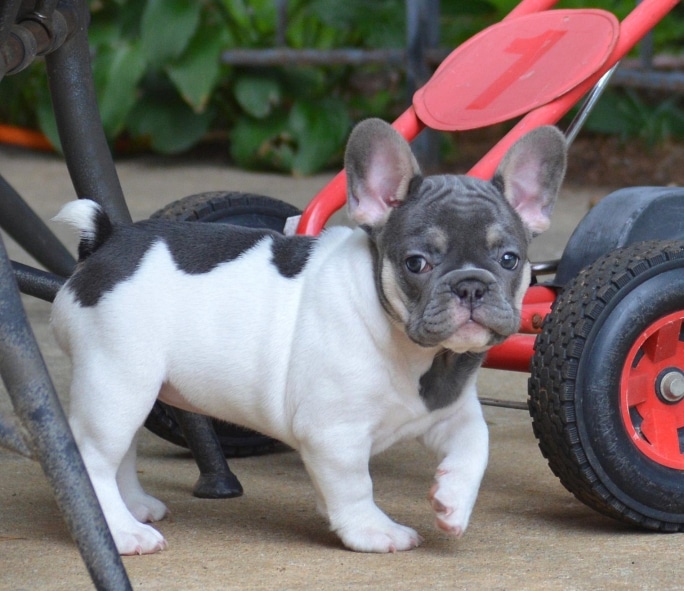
[407,302,516,352]
[446,318,498,352]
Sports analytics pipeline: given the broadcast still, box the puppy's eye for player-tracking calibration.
[405,255,432,274]
[500,252,520,270]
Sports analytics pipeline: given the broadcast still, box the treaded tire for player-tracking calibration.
[144,191,301,457]
[529,240,684,531]
[151,191,301,229]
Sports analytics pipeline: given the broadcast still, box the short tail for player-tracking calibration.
[52,199,113,260]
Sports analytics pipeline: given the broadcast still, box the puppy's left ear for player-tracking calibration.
[495,126,567,235]
[345,118,421,228]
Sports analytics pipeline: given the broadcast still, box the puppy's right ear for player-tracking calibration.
[345,118,421,228]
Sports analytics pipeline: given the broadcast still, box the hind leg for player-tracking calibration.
[68,363,168,555]
[117,432,168,524]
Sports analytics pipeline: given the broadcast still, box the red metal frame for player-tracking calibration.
[294,0,680,372]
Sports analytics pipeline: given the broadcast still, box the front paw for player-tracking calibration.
[337,519,423,553]
[126,493,168,524]
[427,469,478,537]
[113,521,168,555]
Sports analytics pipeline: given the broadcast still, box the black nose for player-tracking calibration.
[452,279,489,304]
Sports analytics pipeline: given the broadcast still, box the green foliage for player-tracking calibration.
[0,0,683,173]
[582,88,684,147]
[86,0,226,154]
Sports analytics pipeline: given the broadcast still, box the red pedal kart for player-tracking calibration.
[149,0,684,532]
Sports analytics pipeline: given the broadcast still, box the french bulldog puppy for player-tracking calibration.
[51,119,566,555]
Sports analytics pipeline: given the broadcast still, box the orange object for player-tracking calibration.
[0,124,53,151]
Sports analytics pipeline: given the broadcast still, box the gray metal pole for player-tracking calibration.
[0,233,132,590]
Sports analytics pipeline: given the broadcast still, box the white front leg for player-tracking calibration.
[298,433,422,553]
[420,389,489,537]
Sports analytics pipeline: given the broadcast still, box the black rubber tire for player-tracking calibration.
[150,191,301,229]
[144,191,301,457]
[529,240,684,531]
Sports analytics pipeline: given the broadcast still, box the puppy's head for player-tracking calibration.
[345,118,566,353]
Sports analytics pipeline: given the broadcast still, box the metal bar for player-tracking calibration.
[0,0,21,46]
[44,0,131,224]
[0,1,77,79]
[565,65,619,146]
[637,0,654,69]
[479,397,527,410]
[275,0,287,47]
[222,47,407,67]
[482,288,556,371]
[406,0,435,98]
[482,334,536,372]
[222,26,680,95]
[612,67,684,92]
[0,234,132,590]
[407,0,440,170]
[223,46,455,67]
[531,260,559,276]
[34,0,60,17]
[0,174,76,277]
[12,261,66,302]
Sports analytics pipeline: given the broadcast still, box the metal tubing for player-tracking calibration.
[44,2,131,224]
[406,0,440,170]
[35,0,60,18]
[0,235,132,590]
[0,174,75,277]
[482,334,537,372]
[222,47,407,67]
[1,1,77,80]
[482,285,557,371]
[612,67,684,92]
[406,0,439,100]
[0,0,21,46]
[12,261,65,302]
[565,65,619,146]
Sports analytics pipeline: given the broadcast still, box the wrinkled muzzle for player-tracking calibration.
[406,268,520,352]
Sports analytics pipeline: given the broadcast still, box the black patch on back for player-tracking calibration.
[137,219,269,275]
[270,235,315,278]
[419,351,486,411]
[68,219,311,307]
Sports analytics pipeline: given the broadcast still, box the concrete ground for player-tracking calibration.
[1,145,683,591]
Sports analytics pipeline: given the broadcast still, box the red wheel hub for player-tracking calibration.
[621,311,684,469]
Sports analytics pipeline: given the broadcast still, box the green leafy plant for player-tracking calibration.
[582,88,684,147]
[87,0,226,154]
[1,0,683,174]
[218,0,405,174]
[85,0,408,174]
